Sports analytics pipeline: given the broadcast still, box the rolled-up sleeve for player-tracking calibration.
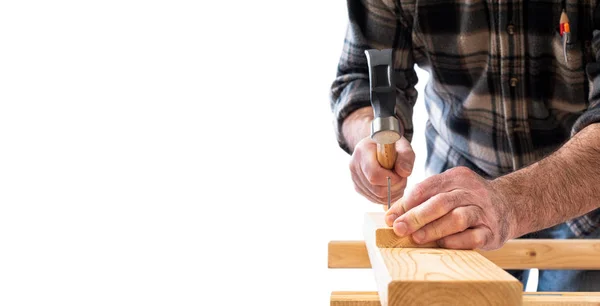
[572,30,600,135]
[329,0,419,154]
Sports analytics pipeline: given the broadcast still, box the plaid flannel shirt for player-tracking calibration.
[330,0,600,237]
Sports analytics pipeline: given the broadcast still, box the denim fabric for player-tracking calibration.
[508,222,600,291]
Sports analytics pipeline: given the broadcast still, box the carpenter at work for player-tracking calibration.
[329,0,600,291]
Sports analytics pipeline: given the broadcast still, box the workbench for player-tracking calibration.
[328,212,600,306]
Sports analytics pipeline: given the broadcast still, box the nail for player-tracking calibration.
[413,230,425,243]
[394,221,408,237]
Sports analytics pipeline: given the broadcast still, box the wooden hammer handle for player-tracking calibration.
[377,143,397,170]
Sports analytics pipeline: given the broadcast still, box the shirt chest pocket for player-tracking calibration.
[552,13,590,74]
[552,31,586,74]
[550,10,593,86]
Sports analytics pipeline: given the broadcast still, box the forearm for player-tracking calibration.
[341,106,374,153]
[492,123,600,238]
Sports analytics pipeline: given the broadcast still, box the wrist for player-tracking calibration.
[489,176,526,240]
[491,172,542,239]
[341,107,374,152]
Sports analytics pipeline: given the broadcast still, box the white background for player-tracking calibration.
[0,1,535,305]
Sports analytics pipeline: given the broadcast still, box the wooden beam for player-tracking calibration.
[328,239,600,270]
[522,292,600,305]
[328,241,370,268]
[364,211,438,248]
[363,212,523,306]
[330,291,380,306]
[479,239,600,270]
[331,292,600,306]
[327,240,371,269]
[367,211,600,264]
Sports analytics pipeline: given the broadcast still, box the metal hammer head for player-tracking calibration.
[364,49,402,144]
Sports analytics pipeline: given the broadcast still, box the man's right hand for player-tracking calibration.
[349,136,415,206]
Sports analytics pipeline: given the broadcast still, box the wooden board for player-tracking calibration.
[328,241,370,268]
[331,292,600,306]
[522,292,600,305]
[364,212,437,248]
[479,239,600,270]
[364,212,523,306]
[328,240,600,270]
[330,291,380,306]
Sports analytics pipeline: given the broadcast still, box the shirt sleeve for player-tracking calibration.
[572,29,600,135]
[329,0,419,154]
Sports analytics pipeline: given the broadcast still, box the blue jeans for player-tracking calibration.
[507,222,600,291]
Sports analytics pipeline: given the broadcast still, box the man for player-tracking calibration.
[330,0,600,291]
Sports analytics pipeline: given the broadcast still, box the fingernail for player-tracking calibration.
[394,221,408,237]
[413,230,425,243]
[385,213,398,225]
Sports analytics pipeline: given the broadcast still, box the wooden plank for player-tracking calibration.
[523,292,600,305]
[364,212,523,306]
[328,240,600,270]
[328,241,370,268]
[330,291,380,306]
[479,239,600,270]
[365,212,437,248]
[327,240,371,269]
[331,292,600,306]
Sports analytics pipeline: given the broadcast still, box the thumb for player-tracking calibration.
[394,136,415,177]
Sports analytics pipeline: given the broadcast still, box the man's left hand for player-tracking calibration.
[384,166,517,250]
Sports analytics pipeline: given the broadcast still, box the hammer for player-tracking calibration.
[364,49,402,210]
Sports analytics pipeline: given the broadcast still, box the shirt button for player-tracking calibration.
[507,24,515,35]
[510,77,518,87]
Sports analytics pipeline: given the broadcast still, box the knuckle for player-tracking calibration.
[440,194,456,212]
[411,184,425,200]
[409,212,423,228]
[373,186,386,198]
[348,159,356,171]
[398,144,415,159]
[473,233,487,248]
[453,210,469,229]
[431,225,444,240]
[431,193,455,215]
[407,146,416,160]
[366,174,378,186]
[429,194,446,215]
[450,166,472,177]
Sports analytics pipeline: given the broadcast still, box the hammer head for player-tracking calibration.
[364,49,402,144]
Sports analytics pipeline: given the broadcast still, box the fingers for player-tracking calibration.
[437,227,492,250]
[352,167,406,204]
[394,137,415,177]
[359,144,403,186]
[350,137,413,204]
[351,166,382,203]
[401,167,472,212]
[392,190,467,237]
[411,206,480,244]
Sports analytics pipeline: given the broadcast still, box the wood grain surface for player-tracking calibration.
[328,241,370,268]
[328,240,600,270]
[363,212,523,306]
[479,239,600,270]
[331,291,600,306]
[365,212,438,248]
[522,292,600,305]
[376,143,396,170]
[330,291,380,306]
